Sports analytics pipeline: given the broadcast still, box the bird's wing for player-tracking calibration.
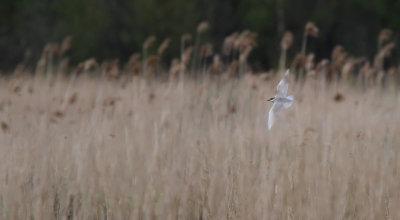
[283,95,294,109]
[268,102,283,130]
[277,70,290,97]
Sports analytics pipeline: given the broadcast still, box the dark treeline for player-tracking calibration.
[1,0,399,71]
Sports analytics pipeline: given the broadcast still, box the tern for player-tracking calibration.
[267,70,294,130]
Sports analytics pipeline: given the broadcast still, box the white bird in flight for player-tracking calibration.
[267,70,294,130]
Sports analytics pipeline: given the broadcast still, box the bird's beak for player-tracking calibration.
[267,98,274,102]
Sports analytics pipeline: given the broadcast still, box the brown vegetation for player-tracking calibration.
[0,72,399,219]
[1,22,400,219]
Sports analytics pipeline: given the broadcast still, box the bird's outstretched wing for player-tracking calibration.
[283,95,294,108]
[268,102,283,130]
[277,70,290,97]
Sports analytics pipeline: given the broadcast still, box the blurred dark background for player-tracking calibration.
[1,0,400,71]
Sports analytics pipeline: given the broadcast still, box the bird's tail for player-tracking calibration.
[284,95,293,108]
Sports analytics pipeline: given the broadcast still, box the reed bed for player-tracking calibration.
[2,21,400,219]
[0,72,399,219]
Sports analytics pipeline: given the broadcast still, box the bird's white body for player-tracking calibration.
[268,70,293,130]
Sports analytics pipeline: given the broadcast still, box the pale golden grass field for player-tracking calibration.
[0,73,399,219]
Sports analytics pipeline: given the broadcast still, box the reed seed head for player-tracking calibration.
[158,38,170,56]
[146,55,159,68]
[305,53,315,71]
[200,43,213,58]
[83,58,98,71]
[127,53,141,75]
[378,29,392,46]
[52,44,61,57]
[305,22,319,38]
[373,42,395,70]
[281,31,294,50]
[293,53,307,69]
[197,21,209,34]
[227,60,239,77]
[182,34,192,43]
[182,47,193,66]
[223,32,239,55]
[61,36,72,54]
[209,55,223,74]
[143,36,157,50]
[169,58,182,78]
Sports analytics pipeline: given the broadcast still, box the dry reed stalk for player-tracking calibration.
[315,59,329,74]
[359,61,375,87]
[373,42,395,71]
[226,60,239,78]
[157,38,170,61]
[179,34,192,81]
[14,50,32,76]
[83,58,99,72]
[61,36,72,55]
[327,45,347,81]
[143,36,157,51]
[303,53,317,88]
[35,56,47,75]
[386,66,399,87]
[279,31,294,72]
[233,30,250,50]
[293,53,306,70]
[314,59,330,87]
[235,31,257,76]
[73,63,84,75]
[305,53,315,72]
[45,43,60,76]
[387,66,398,80]
[13,64,25,76]
[378,29,392,50]
[169,58,182,79]
[305,22,319,38]
[376,70,385,86]
[182,34,192,44]
[223,32,239,58]
[182,47,193,67]
[52,43,61,58]
[301,22,318,55]
[200,43,213,59]
[199,43,214,75]
[58,58,69,75]
[102,59,120,79]
[51,43,65,78]
[197,22,209,34]
[145,55,159,77]
[341,58,356,82]
[192,21,210,74]
[157,38,171,69]
[35,44,52,75]
[298,22,318,80]
[239,47,252,72]
[126,53,141,76]
[208,55,223,75]
[142,35,157,75]
[74,58,98,75]
[45,44,55,76]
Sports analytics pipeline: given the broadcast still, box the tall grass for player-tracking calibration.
[2,21,400,219]
[0,72,399,219]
